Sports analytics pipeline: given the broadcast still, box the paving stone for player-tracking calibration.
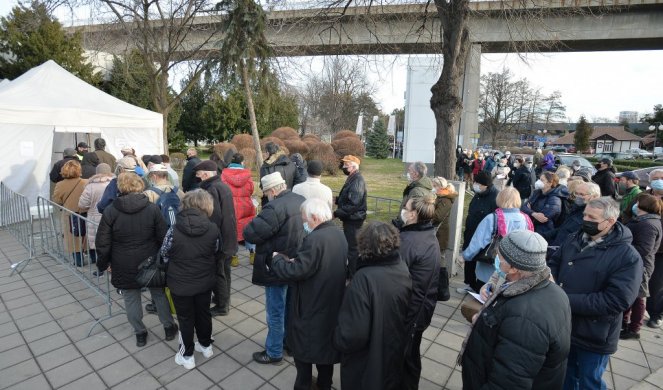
[74,333,115,355]
[1,286,34,300]
[133,341,173,369]
[85,341,129,370]
[445,369,463,390]
[434,330,465,352]
[235,300,264,317]
[9,302,45,319]
[31,280,62,293]
[612,345,649,367]
[112,371,162,390]
[4,294,40,311]
[3,373,50,390]
[64,321,105,342]
[196,352,242,383]
[0,332,26,353]
[164,369,214,390]
[147,357,187,385]
[610,356,652,382]
[225,338,263,365]
[0,345,32,370]
[44,357,93,388]
[97,356,145,387]
[0,310,11,325]
[257,384,278,390]
[57,372,107,390]
[245,356,291,380]
[43,293,77,310]
[27,330,71,356]
[0,359,45,389]
[57,310,94,330]
[420,357,453,386]
[233,317,267,338]
[645,366,663,386]
[49,302,86,320]
[631,382,660,390]
[423,341,461,368]
[21,321,62,343]
[612,372,639,389]
[0,320,18,337]
[213,327,246,352]
[35,344,81,372]
[218,309,249,327]
[0,281,28,294]
[218,367,265,390]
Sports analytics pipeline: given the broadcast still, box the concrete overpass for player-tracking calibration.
[73,0,663,150]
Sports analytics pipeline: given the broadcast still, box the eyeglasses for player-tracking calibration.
[574,192,588,197]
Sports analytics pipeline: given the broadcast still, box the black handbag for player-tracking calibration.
[474,212,501,264]
[69,213,87,237]
[135,252,166,288]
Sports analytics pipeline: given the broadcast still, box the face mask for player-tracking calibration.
[525,163,533,169]
[494,255,506,279]
[478,157,484,161]
[303,222,313,234]
[194,176,202,183]
[595,163,602,170]
[581,219,604,236]
[534,180,545,190]
[573,165,580,171]
[618,182,627,191]
[342,167,351,176]
[514,162,520,168]
[406,172,412,181]
[574,197,585,206]
[498,163,506,167]
[632,203,639,216]
[472,183,482,193]
[651,179,663,191]
[400,209,410,224]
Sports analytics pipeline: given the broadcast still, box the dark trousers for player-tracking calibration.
[343,220,363,278]
[400,329,424,390]
[563,345,609,390]
[623,297,646,333]
[294,358,333,390]
[463,260,483,292]
[212,255,231,310]
[171,290,213,357]
[647,253,663,318]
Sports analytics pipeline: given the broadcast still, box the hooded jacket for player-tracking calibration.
[199,175,238,258]
[521,186,566,235]
[49,156,78,183]
[81,152,100,179]
[592,168,617,197]
[548,223,643,354]
[221,167,255,242]
[182,155,201,192]
[78,174,113,249]
[95,193,167,289]
[511,165,534,199]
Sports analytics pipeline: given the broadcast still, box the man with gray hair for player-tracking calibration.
[270,198,347,389]
[402,161,433,205]
[548,197,642,389]
[542,182,601,248]
[182,147,201,192]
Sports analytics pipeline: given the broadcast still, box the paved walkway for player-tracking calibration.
[1,228,662,389]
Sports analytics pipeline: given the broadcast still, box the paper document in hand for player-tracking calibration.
[469,292,486,304]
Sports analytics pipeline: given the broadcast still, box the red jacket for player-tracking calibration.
[222,167,256,242]
[472,159,485,175]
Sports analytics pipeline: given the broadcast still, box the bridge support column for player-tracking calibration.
[457,43,481,150]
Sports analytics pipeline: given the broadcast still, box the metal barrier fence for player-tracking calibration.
[331,191,402,222]
[0,182,43,275]
[35,196,124,336]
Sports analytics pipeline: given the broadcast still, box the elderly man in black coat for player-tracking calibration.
[195,160,238,316]
[244,172,306,365]
[461,230,571,389]
[549,197,642,390]
[182,147,201,192]
[270,198,347,390]
[49,148,79,183]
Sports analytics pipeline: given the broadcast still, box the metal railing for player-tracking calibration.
[35,196,124,336]
[331,191,401,222]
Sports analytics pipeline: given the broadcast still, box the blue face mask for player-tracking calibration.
[632,203,639,216]
[494,255,506,278]
[651,179,663,191]
[303,222,313,234]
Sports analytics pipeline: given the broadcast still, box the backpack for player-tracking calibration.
[149,186,180,226]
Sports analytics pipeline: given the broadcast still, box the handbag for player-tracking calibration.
[135,252,166,288]
[69,213,87,237]
[474,211,504,264]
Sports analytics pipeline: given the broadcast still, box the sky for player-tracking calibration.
[2,1,662,123]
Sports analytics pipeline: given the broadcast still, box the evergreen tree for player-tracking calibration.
[574,116,592,153]
[0,2,99,84]
[366,119,390,159]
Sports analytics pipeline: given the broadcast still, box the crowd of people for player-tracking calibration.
[47,138,663,389]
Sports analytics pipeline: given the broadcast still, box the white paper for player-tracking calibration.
[469,292,486,304]
[19,141,34,157]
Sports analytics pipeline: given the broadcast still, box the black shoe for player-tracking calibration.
[92,270,104,277]
[145,303,157,314]
[252,350,282,365]
[647,316,663,329]
[619,330,640,340]
[164,324,178,341]
[210,305,228,317]
[136,332,147,347]
[283,345,292,357]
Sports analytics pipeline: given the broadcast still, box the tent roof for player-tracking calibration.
[0,60,162,128]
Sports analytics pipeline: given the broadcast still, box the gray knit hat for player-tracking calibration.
[498,230,548,272]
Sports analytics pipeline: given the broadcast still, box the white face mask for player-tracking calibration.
[406,172,412,181]
[535,180,545,190]
[514,162,521,168]
[400,209,410,224]
[472,183,482,193]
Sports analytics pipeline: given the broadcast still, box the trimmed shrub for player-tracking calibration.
[239,147,258,172]
[332,137,365,158]
[284,139,310,157]
[169,152,186,170]
[213,142,237,160]
[333,129,359,141]
[301,133,321,143]
[271,127,299,141]
[260,136,285,150]
[231,133,254,150]
[309,142,339,175]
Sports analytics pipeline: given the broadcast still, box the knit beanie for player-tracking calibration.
[498,230,548,272]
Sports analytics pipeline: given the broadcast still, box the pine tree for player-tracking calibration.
[366,119,390,159]
[574,116,592,153]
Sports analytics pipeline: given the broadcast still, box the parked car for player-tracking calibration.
[594,152,634,161]
[616,166,663,190]
[555,154,597,175]
[551,146,568,153]
[624,148,654,159]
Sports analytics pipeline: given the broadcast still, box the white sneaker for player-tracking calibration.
[175,352,196,369]
[195,341,214,358]
[456,286,474,295]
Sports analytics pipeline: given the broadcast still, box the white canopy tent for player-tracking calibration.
[0,60,163,204]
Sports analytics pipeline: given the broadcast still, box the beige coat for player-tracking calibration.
[78,174,113,249]
[53,178,88,253]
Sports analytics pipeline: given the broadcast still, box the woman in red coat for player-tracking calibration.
[222,153,257,265]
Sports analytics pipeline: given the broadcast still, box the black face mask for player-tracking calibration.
[194,176,202,183]
[581,219,603,236]
[342,167,351,176]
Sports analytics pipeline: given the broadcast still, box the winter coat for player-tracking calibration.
[81,153,100,179]
[472,159,486,175]
[399,222,440,331]
[432,190,457,250]
[492,165,511,191]
[333,251,412,390]
[461,273,571,390]
[53,177,88,253]
[49,156,78,183]
[270,221,347,364]
[200,175,238,258]
[511,165,534,199]
[543,152,555,171]
[533,152,544,169]
[162,208,220,296]
[620,185,642,214]
[334,171,367,223]
[94,149,117,171]
[462,156,473,174]
[78,174,113,250]
[402,176,433,205]
[95,193,168,290]
[592,168,616,198]
[97,178,119,214]
[292,178,334,210]
[259,151,303,204]
[541,204,584,247]
[521,186,565,235]
[626,214,662,298]
[221,167,256,242]
[483,157,496,173]
[548,223,643,354]
[182,156,201,192]
[243,190,305,286]
[463,185,499,251]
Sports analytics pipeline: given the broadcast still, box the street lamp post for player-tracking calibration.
[649,122,663,150]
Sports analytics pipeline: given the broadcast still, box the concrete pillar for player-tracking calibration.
[457,44,481,149]
[446,180,466,275]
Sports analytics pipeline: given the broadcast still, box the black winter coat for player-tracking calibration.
[200,175,238,258]
[462,278,571,390]
[463,185,498,251]
[165,208,220,296]
[592,168,616,197]
[243,190,305,286]
[399,222,440,331]
[334,171,367,222]
[541,204,585,247]
[626,214,662,297]
[548,223,643,354]
[511,165,534,199]
[49,156,78,183]
[96,193,167,289]
[270,221,347,364]
[182,156,201,192]
[260,152,304,205]
[333,251,412,390]
[521,186,566,235]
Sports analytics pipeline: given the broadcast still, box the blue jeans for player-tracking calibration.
[265,285,287,358]
[563,345,610,390]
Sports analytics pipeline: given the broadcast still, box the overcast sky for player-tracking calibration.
[2,1,662,123]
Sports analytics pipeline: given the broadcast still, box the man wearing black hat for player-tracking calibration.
[195,160,238,316]
[292,160,333,210]
[93,138,117,171]
[591,157,616,197]
[76,142,88,160]
[49,148,79,183]
[459,171,498,294]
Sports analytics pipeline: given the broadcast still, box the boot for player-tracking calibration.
[136,332,147,347]
[249,251,255,265]
[231,255,239,267]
